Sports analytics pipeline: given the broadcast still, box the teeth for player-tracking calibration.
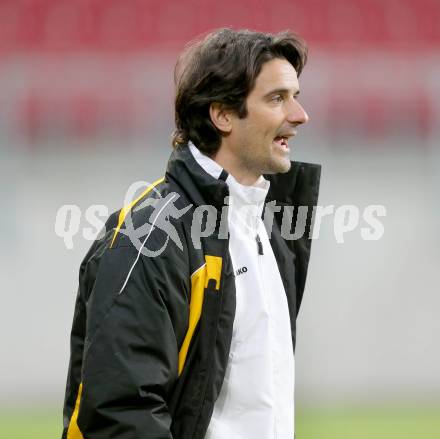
[274,136,289,147]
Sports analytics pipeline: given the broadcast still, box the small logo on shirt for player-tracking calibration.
[235,266,248,277]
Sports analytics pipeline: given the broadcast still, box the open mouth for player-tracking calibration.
[273,136,289,150]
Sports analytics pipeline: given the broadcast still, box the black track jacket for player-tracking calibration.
[62,145,321,439]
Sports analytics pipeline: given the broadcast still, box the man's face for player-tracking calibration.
[226,57,309,179]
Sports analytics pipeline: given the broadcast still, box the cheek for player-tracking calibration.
[252,113,277,135]
[257,110,281,132]
[235,108,280,142]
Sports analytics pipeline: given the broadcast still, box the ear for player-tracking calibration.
[209,103,233,134]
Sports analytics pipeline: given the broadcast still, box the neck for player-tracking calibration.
[212,147,260,186]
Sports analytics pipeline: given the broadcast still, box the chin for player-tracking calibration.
[262,160,291,175]
[273,158,291,174]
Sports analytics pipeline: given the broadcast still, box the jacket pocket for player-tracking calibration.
[188,280,222,402]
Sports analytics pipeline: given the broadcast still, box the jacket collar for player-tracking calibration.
[166,144,321,211]
[188,141,270,218]
[166,145,229,209]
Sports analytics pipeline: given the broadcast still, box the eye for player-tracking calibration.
[271,95,283,103]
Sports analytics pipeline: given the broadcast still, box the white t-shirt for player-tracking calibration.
[189,143,295,439]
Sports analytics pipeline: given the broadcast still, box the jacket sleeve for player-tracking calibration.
[63,225,190,439]
[62,222,114,439]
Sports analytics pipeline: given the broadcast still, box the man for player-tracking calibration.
[62,28,321,439]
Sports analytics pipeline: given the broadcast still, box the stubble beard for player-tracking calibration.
[240,142,291,177]
[260,144,291,175]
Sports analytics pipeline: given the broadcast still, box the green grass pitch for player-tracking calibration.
[1,406,439,438]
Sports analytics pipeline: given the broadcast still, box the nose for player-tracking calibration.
[286,99,309,125]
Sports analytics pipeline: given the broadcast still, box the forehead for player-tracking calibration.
[252,58,299,94]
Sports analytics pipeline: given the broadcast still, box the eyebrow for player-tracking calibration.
[263,88,300,98]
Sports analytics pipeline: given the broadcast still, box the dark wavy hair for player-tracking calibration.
[172,28,308,155]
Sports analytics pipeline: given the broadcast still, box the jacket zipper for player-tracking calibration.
[256,233,264,255]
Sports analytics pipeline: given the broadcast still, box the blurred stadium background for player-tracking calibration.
[0,0,439,437]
